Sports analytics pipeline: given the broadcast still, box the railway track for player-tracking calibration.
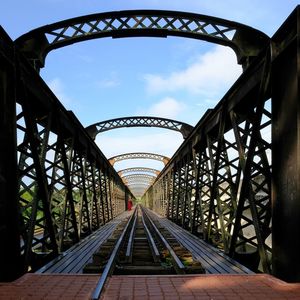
[84,205,205,299]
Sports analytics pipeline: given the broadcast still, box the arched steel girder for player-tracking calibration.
[125,182,152,188]
[109,152,170,166]
[118,167,160,177]
[86,116,193,139]
[122,174,156,185]
[123,180,154,186]
[15,10,269,69]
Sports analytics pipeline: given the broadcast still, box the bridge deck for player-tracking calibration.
[2,209,300,299]
[36,210,133,274]
[38,208,251,275]
[146,209,253,274]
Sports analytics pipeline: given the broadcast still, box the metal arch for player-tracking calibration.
[125,182,152,188]
[123,180,154,186]
[122,174,156,184]
[109,152,170,166]
[86,116,194,139]
[127,183,150,191]
[118,167,161,177]
[15,9,269,69]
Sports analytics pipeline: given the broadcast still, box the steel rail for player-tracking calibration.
[141,206,185,274]
[125,209,138,260]
[91,208,137,300]
[140,207,160,262]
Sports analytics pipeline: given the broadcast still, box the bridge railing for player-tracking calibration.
[142,7,300,282]
[143,46,272,273]
[0,27,133,279]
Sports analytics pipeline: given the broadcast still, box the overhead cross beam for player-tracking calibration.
[109,152,170,166]
[122,174,156,184]
[86,116,194,139]
[15,9,269,70]
[118,167,161,177]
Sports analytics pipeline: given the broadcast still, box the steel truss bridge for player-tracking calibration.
[1,6,300,285]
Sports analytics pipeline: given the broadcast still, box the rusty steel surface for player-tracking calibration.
[85,116,193,139]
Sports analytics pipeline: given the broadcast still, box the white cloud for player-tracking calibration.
[97,78,120,88]
[144,45,242,98]
[96,130,183,170]
[96,72,120,88]
[137,97,186,119]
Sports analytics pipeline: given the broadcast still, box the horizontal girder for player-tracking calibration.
[15,9,269,69]
[109,152,170,166]
[118,167,161,177]
[86,116,194,139]
[122,174,156,180]
[122,174,156,185]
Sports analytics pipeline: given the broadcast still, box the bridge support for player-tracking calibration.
[0,28,21,281]
[272,6,300,282]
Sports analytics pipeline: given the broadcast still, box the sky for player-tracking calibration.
[1,1,298,194]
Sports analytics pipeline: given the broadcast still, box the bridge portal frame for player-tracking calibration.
[109,152,170,166]
[15,9,269,70]
[86,116,193,139]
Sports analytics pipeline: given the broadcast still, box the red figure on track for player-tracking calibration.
[127,199,133,211]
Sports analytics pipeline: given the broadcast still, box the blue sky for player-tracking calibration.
[1,1,298,184]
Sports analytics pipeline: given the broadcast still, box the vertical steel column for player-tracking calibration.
[91,164,100,230]
[57,137,80,246]
[0,29,21,281]
[98,169,106,224]
[272,7,300,282]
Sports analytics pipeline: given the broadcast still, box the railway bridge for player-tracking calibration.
[1,6,300,299]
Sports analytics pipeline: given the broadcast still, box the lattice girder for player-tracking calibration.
[86,116,193,139]
[121,173,156,183]
[16,10,269,69]
[118,167,161,177]
[109,152,170,166]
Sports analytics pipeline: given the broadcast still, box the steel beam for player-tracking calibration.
[15,10,269,70]
[272,6,300,282]
[118,167,160,177]
[86,116,193,139]
[0,28,21,281]
[109,152,170,166]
